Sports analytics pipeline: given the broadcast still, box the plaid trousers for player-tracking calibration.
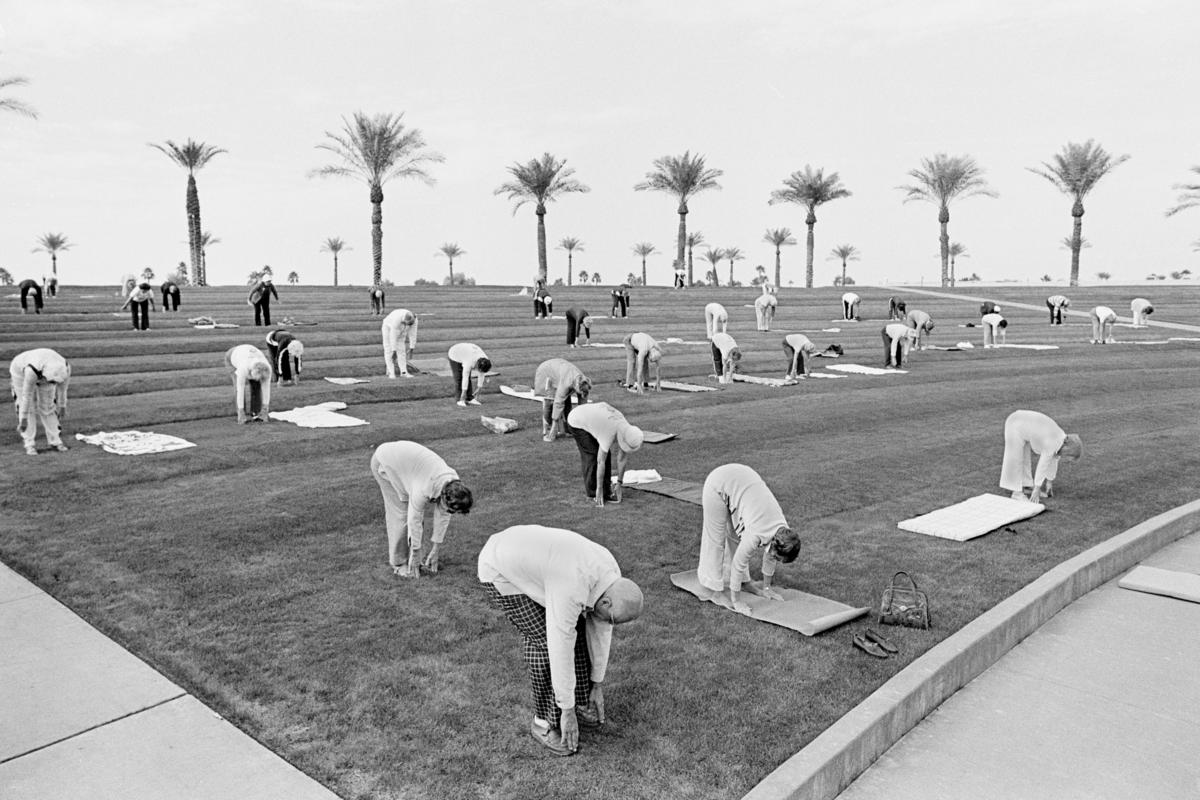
[482,582,591,726]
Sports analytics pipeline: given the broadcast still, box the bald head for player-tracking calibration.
[596,578,644,624]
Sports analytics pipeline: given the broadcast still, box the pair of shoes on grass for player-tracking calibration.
[852,629,899,659]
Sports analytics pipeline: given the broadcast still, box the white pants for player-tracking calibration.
[705,310,727,339]
[1091,317,1114,343]
[697,489,747,592]
[382,324,416,377]
[983,322,1005,347]
[15,382,63,449]
[755,304,774,331]
[371,454,414,567]
[999,439,1058,493]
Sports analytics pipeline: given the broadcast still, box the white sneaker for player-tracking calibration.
[467,399,482,406]
[456,401,467,408]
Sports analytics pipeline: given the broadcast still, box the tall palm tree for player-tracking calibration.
[685,231,706,288]
[1165,166,1200,218]
[438,242,466,285]
[827,244,860,287]
[312,112,443,286]
[321,237,350,286]
[769,166,851,289]
[899,154,998,288]
[701,248,725,287]
[634,151,723,273]
[1028,141,1128,287]
[495,153,590,284]
[198,231,219,285]
[32,233,72,279]
[762,227,796,287]
[947,241,968,286]
[150,139,226,286]
[724,247,745,286]
[0,74,37,118]
[558,237,584,286]
[632,242,658,286]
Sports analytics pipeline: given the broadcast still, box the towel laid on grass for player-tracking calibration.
[499,384,546,401]
[586,343,628,348]
[664,338,711,345]
[324,377,370,385]
[660,380,718,393]
[624,475,704,504]
[1118,566,1200,604]
[621,469,663,484]
[731,374,798,387]
[641,431,677,444]
[826,364,907,376]
[898,493,1044,541]
[993,344,1059,351]
[76,431,196,455]
[269,401,368,427]
[670,571,869,636]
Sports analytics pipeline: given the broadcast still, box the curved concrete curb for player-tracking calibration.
[743,497,1200,800]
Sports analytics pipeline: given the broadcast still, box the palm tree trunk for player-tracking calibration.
[842,258,847,286]
[938,206,950,288]
[642,258,647,287]
[728,261,734,286]
[1070,200,1084,287]
[186,174,202,286]
[687,246,694,287]
[676,206,687,276]
[334,253,340,287]
[949,255,956,287]
[370,184,384,286]
[805,210,817,289]
[447,257,453,286]
[536,206,548,284]
[567,252,573,286]
[774,247,781,288]
[51,252,57,277]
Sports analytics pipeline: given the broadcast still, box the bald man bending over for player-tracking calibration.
[710,332,741,384]
[623,332,662,393]
[382,308,419,378]
[1000,410,1082,504]
[479,525,644,756]
[1091,306,1117,344]
[905,309,935,349]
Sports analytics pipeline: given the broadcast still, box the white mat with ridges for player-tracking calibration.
[324,377,369,385]
[659,379,718,392]
[898,493,1044,541]
[76,431,196,455]
[731,374,798,387]
[269,401,368,427]
[826,364,907,376]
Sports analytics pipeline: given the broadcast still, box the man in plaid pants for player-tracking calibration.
[478,525,644,756]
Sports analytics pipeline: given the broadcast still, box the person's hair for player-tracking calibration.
[648,346,662,363]
[998,319,1008,328]
[729,348,742,362]
[924,321,935,332]
[1060,434,1083,461]
[575,376,592,401]
[249,362,271,382]
[441,480,473,514]
[771,527,802,563]
[476,357,492,373]
[139,282,151,291]
[402,311,416,325]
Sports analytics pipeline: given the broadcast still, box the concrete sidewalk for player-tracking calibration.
[0,562,340,800]
[838,531,1200,800]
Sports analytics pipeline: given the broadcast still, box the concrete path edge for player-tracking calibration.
[742,497,1200,800]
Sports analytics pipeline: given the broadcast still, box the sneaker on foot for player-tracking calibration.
[530,719,572,756]
[25,446,38,456]
[467,399,482,406]
[53,444,69,452]
[456,401,467,408]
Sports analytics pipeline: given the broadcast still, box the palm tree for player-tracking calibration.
[947,241,969,286]
[0,74,37,118]
[578,269,589,284]
[0,267,12,286]
[591,272,602,285]
[437,242,466,285]
[723,247,744,286]
[32,233,72,279]
[827,244,860,287]
[632,242,658,286]
[701,248,725,287]
[685,231,706,287]
[495,153,590,284]
[288,271,300,285]
[198,230,219,284]
[634,151,723,274]
[321,237,350,286]
[1166,166,1200,217]
[141,267,155,281]
[769,166,851,289]
[1097,271,1111,281]
[312,112,443,286]
[558,237,584,286]
[150,139,226,286]
[899,154,997,287]
[762,227,796,287]
[1028,140,1128,287]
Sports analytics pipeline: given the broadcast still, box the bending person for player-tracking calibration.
[224,345,272,424]
[161,279,182,311]
[704,302,728,339]
[1046,294,1069,325]
[999,410,1082,503]
[448,342,492,407]
[980,301,1001,316]
[888,296,907,320]
[535,358,591,442]
[18,279,44,314]
[882,322,917,368]
[369,286,386,315]
[1131,297,1154,326]
[9,348,70,456]
[249,275,279,326]
[121,282,157,331]
[782,333,818,379]
[905,309,935,348]
[370,440,473,578]
[696,464,802,615]
[1090,305,1117,344]
[623,332,661,393]
[841,291,861,321]
[754,292,777,331]
[478,525,644,756]
[565,307,592,347]
[265,329,304,384]
[567,402,643,507]
[381,308,419,378]
[981,312,1007,347]
[710,332,741,384]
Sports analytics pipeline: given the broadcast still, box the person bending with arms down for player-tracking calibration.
[623,332,662,393]
[565,307,592,347]
[1090,306,1117,344]
[882,322,917,368]
[225,345,272,424]
[381,308,419,378]
[478,524,644,756]
[704,302,728,339]
[999,410,1082,504]
[905,309,935,349]
[567,401,644,507]
[10,348,70,456]
[448,342,492,407]
[1046,294,1069,325]
[782,333,819,379]
[535,358,591,442]
[710,331,741,384]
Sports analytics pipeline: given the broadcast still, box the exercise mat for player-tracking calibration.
[670,570,869,636]
[76,430,196,455]
[625,475,704,505]
[898,493,1044,541]
[826,364,907,376]
[659,379,718,392]
[731,374,798,387]
[641,431,677,444]
[499,384,546,401]
[1118,565,1200,604]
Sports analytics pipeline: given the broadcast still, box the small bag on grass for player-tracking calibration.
[481,415,519,434]
[878,571,931,629]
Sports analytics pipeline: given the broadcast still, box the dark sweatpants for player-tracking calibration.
[255,299,271,326]
[162,287,181,311]
[882,330,904,367]
[565,309,589,345]
[571,427,614,499]
[710,343,725,376]
[449,359,476,401]
[782,342,805,375]
[19,282,43,313]
[130,300,150,330]
[1047,301,1063,325]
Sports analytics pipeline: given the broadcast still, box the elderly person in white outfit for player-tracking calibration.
[905,309,935,348]
[1046,294,1070,325]
[710,332,741,384]
[704,302,729,340]
[623,332,662,393]
[567,402,644,507]
[1090,305,1117,344]
[782,333,819,379]
[882,322,917,368]
[981,312,1007,347]
[841,291,861,321]
[535,358,591,442]
[478,525,644,756]
[224,345,272,424]
[1130,297,1154,326]
[381,308,419,378]
[1000,410,1082,504]
[10,348,70,456]
[696,464,802,615]
[370,441,473,577]
[447,342,492,407]
[754,292,778,331]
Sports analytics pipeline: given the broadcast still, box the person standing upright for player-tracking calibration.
[249,275,279,326]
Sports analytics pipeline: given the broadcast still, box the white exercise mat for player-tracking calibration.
[76,431,196,455]
[660,379,718,392]
[1118,565,1200,604]
[826,364,907,376]
[499,384,546,401]
[324,377,370,385]
[621,469,663,484]
[898,493,1045,541]
[993,344,1059,350]
[731,374,798,387]
[269,401,368,427]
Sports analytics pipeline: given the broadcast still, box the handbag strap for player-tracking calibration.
[890,571,920,594]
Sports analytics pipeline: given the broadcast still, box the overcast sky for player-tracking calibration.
[2,0,1197,288]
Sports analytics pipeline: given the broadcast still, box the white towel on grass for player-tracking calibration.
[826,364,907,376]
[731,374,798,387]
[659,380,718,392]
[664,338,710,345]
[76,431,196,455]
[807,373,847,379]
[993,344,1059,351]
[269,401,368,427]
[587,343,627,348]
[324,377,370,385]
[621,469,662,484]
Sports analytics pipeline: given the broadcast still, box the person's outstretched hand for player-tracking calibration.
[422,544,440,574]
[731,599,752,616]
[560,708,580,753]
[761,587,784,602]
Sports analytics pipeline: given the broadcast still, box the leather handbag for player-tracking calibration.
[878,571,931,629]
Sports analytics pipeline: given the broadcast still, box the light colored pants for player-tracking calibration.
[382,324,416,378]
[1091,317,1114,343]
[983,322,1005,347]
[370,454,413,568]
[755,304,774,331]
[697,488,748,592]
[705,310,727,339]
[16,383,63,449]
[999,439,1057,493]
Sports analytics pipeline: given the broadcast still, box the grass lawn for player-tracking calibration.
[4,282,1199,799]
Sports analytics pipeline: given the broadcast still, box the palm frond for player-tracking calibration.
[634,151,723,203]
[0,75,38,118]
[149,138,227,173]
[494,152,590,214]
[557,237,584,252]
[312,112,442,188]
[899,154,998,207]
[1166,166,1200,217]
[1027,140,1128,201]
[763,227,796,247]
[631,242,658,257]
[32,232,72,253]
[769,165,852,210]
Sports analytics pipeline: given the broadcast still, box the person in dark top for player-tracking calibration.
[18,279,43,314]
[265,329,304,384]
[249,275,280,326]
[161,280,182,311]
[565,307,592,347]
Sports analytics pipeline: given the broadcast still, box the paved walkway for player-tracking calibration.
[838,530,1200,800]
[0,562,340,800]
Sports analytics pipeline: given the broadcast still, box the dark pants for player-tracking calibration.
[711,343,724,376]
[482,583,591,727]
[46,280,57,297]
[20,285,43,313]
[1047,302,1063,325]
[889,298,906,319]
[449,359,476,401]
[782,342,805,375]
[255,300,271,326]
[611,296,627,317]
[882,330,904,367]
[267,345,297,382]
[131,300,150,330]
[843,300,857,320]
[534,298,549,318]
[542,396,576,435]
[565,312,587,345]
[244,380,263,415]
[571,427,614,499]
[163,288,180,310]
